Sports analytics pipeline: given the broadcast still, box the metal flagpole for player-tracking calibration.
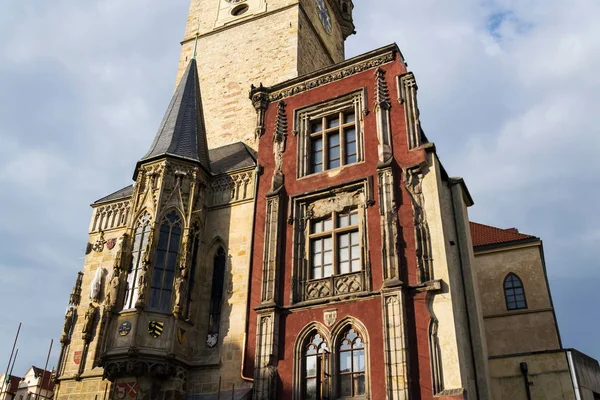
[35,339,53,400]
[2,323,21,400]
[8,349,18,378]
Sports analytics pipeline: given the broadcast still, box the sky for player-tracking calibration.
[0,0,598,377]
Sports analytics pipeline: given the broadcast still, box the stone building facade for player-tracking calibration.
[51,1,599,400]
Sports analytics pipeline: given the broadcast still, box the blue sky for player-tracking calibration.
[0,0,598,375]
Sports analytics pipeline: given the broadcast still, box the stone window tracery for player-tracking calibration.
[504,273,527,310]
[123,212,151,310]
[338,328,366,398]
[148,211,182,313]
[303,332,330,400]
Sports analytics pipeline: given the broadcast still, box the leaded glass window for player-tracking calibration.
[338,328,365,398]
[123,212,151,310]
[304,333,330,400]
[504,273,527,310]
[148,211,182,313]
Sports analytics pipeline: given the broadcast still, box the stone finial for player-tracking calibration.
[374,68,391,109]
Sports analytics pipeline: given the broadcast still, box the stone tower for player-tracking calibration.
[176,0,355,149]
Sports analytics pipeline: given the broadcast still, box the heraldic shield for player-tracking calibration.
[148,320,164,338]
[115,381,139,399]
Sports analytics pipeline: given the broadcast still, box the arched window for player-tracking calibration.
[338,328,366,397]
[208,247,226,341]
[123,212,151,310]
[148,211,182,313]
[504,273,527,310]
[186,223,201,319]
[304,332,330,400]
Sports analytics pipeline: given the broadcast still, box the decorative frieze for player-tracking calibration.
[268,52,395,102]
[92,200,131,233]
[209,171,254,207]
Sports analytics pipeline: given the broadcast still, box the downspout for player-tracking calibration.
[519,362,533,400]
[241,165,261,382]
[449,181,481,399]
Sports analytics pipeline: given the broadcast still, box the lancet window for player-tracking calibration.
[338,328,366,397]
[148,211,182,313]
[208,247,226,341]
[303,332,330,400]
[187,223,201,318]
[123,212,151,310]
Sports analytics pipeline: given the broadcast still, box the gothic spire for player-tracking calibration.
[137,58,210,174]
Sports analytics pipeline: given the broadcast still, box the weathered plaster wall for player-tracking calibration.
[473,245,561,356]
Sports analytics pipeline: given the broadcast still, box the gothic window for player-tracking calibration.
[208,247,226,341]
[187,224,201,318]
[296,90,365,178]
[504,273,527,310]
[148,211,182,313]
[338,328,366,398]
[303,332,330,400]
[309,110,357,174]
[123,212,151,310]
[310,209,361,279]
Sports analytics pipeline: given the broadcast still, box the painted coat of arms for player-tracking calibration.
[148,321,164,338]
[73,350,82,365]
[119,321,132,336]
[115,381,139,399]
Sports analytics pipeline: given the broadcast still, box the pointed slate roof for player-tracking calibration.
[137,58,210,173]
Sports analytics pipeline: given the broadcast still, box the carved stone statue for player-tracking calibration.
[61,307,75,343]
[113,235,126,272]
[136,230,154,306]
[82,304,97,339]
[173,268,188,318]
[89,267,105,302]
[104,269,121,308]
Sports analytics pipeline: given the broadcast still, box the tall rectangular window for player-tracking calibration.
[309,110,358,174]
[309,209,361,280]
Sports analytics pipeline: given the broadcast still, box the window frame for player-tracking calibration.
[337,328,367,399]
[147,210,183,313]
[122,212,152,311]
[504,273,528,311]
[296,90,366,179]
[207,246,227,346]
[290,180,372,304]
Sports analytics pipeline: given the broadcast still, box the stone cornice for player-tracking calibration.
[250,44,403,103]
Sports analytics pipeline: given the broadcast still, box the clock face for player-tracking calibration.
[316,0,332,35]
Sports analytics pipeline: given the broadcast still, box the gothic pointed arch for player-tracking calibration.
[206,239,228,347]
[293,322,332,400]
[504,272,527,310]
[148,209,184,313]
[330,317,369,399]
[122,211,152,310]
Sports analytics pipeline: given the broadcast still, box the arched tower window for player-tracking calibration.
[303,332,330,400]
[186,223,201,318]
[208,247,226,341]
[148,211,182,313]
[123,212,151,310]
[504,273,527,310]
[338,327,366,398]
